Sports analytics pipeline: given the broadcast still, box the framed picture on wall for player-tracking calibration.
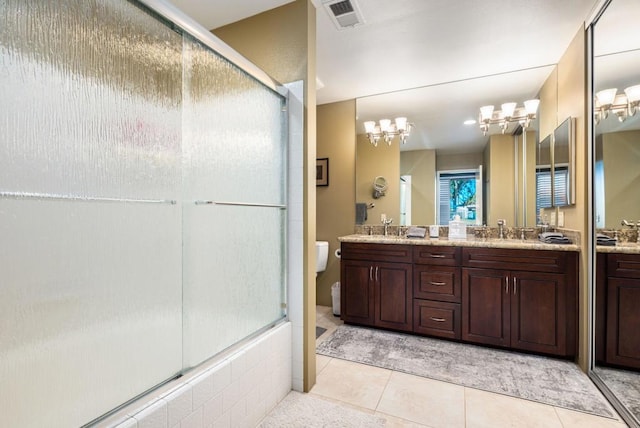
[316,158,329,186]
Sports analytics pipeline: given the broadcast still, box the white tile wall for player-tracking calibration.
[109,322,292,428]
[285,80,305,393]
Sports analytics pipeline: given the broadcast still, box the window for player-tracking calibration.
[536,167,552,219]
[535,165,568,220]
[437,169,482,225]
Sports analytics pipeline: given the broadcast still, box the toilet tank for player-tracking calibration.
[316,241,329,273]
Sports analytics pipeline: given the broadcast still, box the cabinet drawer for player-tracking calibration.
[462,247,567,273]
[341,242,412,263]
[607,253,640,279]
[413,266,460,303]
[413,246,461,266]
[413,300,461,339]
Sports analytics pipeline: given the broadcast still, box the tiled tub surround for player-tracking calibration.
[105,322,291,428]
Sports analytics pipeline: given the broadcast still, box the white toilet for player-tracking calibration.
[315,241,329,276]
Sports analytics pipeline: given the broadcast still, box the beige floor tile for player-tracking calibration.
[310,358,392,410]
[307,394,376,415]
[317,314,342,328]
[316,311,343,345]
[554,407,628,428]
[316,305,332,317]
[316,317,339,332]
[375,411,430,427]
[465,387,563,428]
[316,354,332,374]
[376,371,465,428]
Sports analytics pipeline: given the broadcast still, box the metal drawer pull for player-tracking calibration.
[430,317,446,322]
[375,266,379,281]
[369,266,373,281]
[513,277,517,294]
[430,254,446,258]
[505,276,509,293]
[429,281,446,286]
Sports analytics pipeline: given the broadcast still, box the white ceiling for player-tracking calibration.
[167,0,603,153]
[167,0,294,29]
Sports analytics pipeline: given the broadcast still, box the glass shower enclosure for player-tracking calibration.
[0,0,288,426]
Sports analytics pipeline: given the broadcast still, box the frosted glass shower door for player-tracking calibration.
[0,1,183,427]
[182,35,287,368]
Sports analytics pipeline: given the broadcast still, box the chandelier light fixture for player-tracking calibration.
[478,99,540,136]
[363,117,412,146]
[594,85,640,124]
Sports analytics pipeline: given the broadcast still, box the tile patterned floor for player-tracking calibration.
[304,306,629,428]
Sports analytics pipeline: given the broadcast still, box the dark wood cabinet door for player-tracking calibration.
[462,268,510,347]
[606,277,640,369]
[376,262,413,332]
[510,271,567,355]
[341,260,375,326]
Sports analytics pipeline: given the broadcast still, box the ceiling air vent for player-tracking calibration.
[322,0,365,30]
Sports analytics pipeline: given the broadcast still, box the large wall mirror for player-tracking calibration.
[355,67,555,228]
[591,0,640,425]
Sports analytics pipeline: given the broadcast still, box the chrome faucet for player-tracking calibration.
[621,219,640,243]
[383,218,393,236]
[497,219,506,239]
[519,228,535,241]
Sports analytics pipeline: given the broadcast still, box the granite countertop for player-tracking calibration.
[338,234,581,252]
[596,242,640,254]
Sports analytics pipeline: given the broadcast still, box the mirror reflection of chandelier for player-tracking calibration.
[363,117,412,146]
[594,85,640,124]
[478,100,540,136]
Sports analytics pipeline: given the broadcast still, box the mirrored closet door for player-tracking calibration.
[590,0,640,426]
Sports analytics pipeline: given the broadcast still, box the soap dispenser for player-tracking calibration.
[448,215,467,240]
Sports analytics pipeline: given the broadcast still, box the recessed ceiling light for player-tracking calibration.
[464,119,477,125]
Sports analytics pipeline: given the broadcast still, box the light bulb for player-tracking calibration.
[501,102,517,118]
[624,85,640,103]
[479,105,494,122]
[596,88,617,106]
[524,99,540,115]
[364,121,376,133]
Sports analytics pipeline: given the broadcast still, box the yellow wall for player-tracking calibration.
[600,130,640,228]
[515,131,538,227]
[539,27,588,369]
[316,100,356,306]
[539,69,559,141]
[436,152,484,171]
[400,149,437,225]
[213,0,318,391]
[356,134,401,224]
[214,1,310,85]
[485,134,516,226]
[483,131,536,228]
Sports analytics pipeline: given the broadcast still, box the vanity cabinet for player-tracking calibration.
[340,241,578,358]
[413,246,462,339]
[340,243,413,332]
[605,253,640,369]
[461,248,577,357]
